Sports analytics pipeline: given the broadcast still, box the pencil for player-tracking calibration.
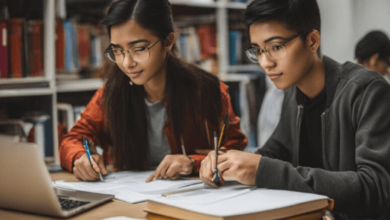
[162,185,205,197]
[218,111,229,148]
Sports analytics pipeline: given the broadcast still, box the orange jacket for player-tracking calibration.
[60,82,247,173]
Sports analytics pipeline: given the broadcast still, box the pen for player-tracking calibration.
[212,131,224,186]
[82,136,104,182]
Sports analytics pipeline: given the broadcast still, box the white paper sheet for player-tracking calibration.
[149,187,329,217]
[54,171,201,204]
[161,181,253,205]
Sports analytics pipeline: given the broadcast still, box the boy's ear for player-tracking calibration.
[369,53,380,67]
[307,30,321,53]
[165,32,175,50]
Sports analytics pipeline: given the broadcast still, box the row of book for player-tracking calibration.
[0,18,108,79]
[176,25,217,63]
[57,102,85,145]
[56,19,108,74]
[0,113,53,158]
[0,19,44,79]
[0,101,86,158]
[176,25,218,74]
[176,25,249,68]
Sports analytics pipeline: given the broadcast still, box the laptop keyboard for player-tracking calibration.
[58,197,90,211]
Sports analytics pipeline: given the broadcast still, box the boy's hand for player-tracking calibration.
[200,150,261,186]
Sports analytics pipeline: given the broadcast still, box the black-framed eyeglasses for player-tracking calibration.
[245,30,311,63]
[105,39,160,63]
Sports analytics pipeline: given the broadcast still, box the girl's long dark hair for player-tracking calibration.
[102,0,222,170]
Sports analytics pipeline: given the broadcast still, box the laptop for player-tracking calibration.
[0,142,114,218]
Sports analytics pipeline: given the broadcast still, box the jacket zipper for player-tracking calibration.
[321,111,330,170]
[296,105,304,164]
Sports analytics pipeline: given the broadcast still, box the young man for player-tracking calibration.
[355,30,390,78]
[200,0,390,219]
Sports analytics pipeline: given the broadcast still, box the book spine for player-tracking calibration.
[77,25,91,68]
[196,25,216,60]
[7,19,23,78]
[229,31,237,65]
[0,21,7,78]
[56,19,65,70]
[30,20,44,77]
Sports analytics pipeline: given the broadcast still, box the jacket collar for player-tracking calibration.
[323,56,342,108]
[293,56,342,109]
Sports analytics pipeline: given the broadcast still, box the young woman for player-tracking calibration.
[59,0,247,182]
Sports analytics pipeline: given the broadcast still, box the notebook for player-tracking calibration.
[145,181,334,220]
[0,142,114,218]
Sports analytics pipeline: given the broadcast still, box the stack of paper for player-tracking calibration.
[54,171,202,204]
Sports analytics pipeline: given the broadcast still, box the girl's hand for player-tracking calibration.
[73,153,107,181]
[146,155,194,182]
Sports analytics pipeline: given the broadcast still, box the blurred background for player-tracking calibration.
[0,0,389,166]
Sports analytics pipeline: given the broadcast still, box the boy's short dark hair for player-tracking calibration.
[355,31,390,63]
[243,0,321,42]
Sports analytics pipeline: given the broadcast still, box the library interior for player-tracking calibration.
[1,0,390,219]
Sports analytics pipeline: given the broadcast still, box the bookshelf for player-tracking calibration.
[0,0,261,166]
[170,0,260,78]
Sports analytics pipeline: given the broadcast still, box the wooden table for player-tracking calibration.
[0,171,148,220]
[0,171,328,220]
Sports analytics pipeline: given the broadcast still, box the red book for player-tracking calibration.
[0,21,7,78]
[29,20,44,77]
[56,19,65,70]
[7,19,23,78]
[77,25,91,68]
[196,25,217,60]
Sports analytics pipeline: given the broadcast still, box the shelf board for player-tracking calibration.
[0,77,50,85]
[226,2,247,9]
[56,78,104,93]
[220,72,259,82]
[228,64,262,72]
[0,88,54,98]
[170,0,219,8]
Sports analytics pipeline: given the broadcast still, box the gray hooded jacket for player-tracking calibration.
[256,56,390,219]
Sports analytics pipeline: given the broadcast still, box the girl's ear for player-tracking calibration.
[307,30,321,53]
[165,32,175,51]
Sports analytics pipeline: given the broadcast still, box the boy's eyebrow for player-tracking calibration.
[109,39,150,48]
[250,36,288,47]
[264,36,288,43]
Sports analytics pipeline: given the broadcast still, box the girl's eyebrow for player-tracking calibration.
[127,39,150,45]
[109,39,150,48]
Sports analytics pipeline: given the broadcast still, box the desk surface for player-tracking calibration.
[0,171,148,220]
[0,171,328,220]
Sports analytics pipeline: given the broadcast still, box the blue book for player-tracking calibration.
[64,20,79,72]
[179,34,188,61]
[229,31,242,65]
[64,20,72,71]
